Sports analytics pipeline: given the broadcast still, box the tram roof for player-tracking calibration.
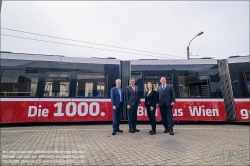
[131,55,249,65]
[227,55,250,64]
[0,51,120,65]
[130,59,218,65]
[1,51,249,65]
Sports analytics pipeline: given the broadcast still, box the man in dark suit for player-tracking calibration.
[156,77,176,135]
[111,79,124,135]
[126,78,141,133]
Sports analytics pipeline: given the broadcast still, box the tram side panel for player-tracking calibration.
[0,55,60,123]
[1,52,249,123]
[1,99,228,123]
[0,98,39,123]
[0,52,120,123]
[228,58,250,122]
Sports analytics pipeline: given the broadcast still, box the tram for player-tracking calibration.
[0,51,249,123]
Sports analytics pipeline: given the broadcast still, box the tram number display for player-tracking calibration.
[28,102,103,117]
[29,101,113,122]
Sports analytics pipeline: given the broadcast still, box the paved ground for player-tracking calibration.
[0,123,249,166]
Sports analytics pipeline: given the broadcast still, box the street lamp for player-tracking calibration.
[187,31,204,59]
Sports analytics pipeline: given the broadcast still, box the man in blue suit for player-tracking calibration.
[111,79,124,135]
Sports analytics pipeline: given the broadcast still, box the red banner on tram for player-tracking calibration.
[0,98,234,123]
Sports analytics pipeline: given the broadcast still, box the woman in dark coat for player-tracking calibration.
[144,82,157,135]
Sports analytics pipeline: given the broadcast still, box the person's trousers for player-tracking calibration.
[128,104,138,130]
[159,104,174,131]
[146,107,156,131]
[112,103,122,131]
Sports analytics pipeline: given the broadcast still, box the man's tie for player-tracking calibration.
[118,88,122,102]
[132,86,135,92]
[162,85,166,91]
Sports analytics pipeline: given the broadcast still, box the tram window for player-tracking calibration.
[0,70,38,97]
[178,75,210,97]
[245,72,250,96]
[209,73,223,98]
[76,73,107,97]
[144,75,172,93]
[44,72,70,97]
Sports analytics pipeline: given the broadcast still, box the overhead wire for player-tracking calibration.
[1,27,177,57]
[1,34,186,59]
[2,27,247,58]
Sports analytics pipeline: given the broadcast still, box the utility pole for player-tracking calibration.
[187,46,190,59]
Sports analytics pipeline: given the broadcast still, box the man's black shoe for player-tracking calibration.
[134,129,140,132]
[129,129,135,133]
[164,130,169,133]
[169,131,174,135]
[116,129,123,132]
[112,131,116,135]
[149,130,153,133]
[150,131,156,135]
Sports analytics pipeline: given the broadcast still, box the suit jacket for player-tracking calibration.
[156,84,176,107]
[144,90,157,108]
[125,85,141,106]
[111,87,124,108]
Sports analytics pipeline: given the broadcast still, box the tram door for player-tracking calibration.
[44,72,70,97]
[131,71,173,98]
[129,71,173,120]
[143,74,173,96]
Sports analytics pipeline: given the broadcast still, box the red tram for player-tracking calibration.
[0,51,249,123]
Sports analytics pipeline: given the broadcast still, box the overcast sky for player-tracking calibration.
[1,1,249,60]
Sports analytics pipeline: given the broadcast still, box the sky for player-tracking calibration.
[1,1,249,60]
